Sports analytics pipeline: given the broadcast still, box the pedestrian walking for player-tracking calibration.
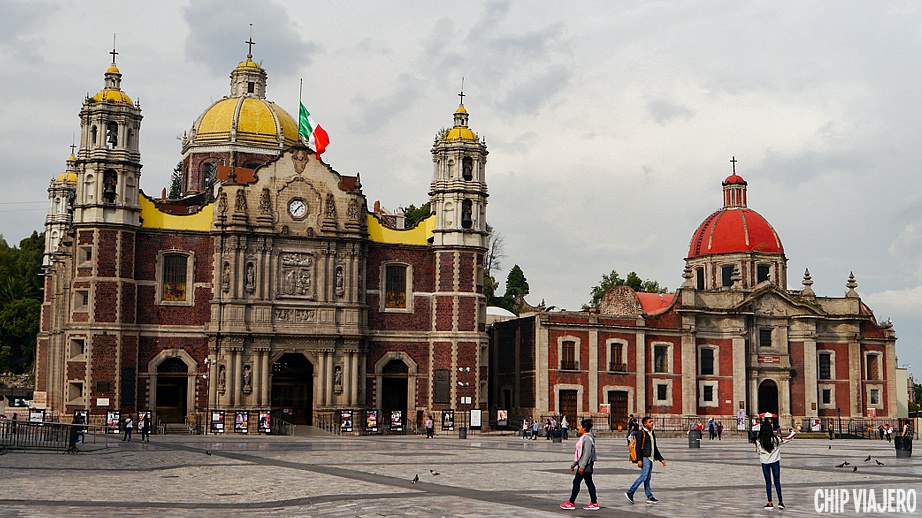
[625,416,666,504]
[885,424,892,443]
[545,418,551,440]
[122,416,133,442]
[559,419,599,511]
[522,418,529,439]
[532,419,539,440]
[425,415,434,438]
[708,418,716,440]
[561,416,569,440]
[756,421,795,510]
[140,413,152,442]
[626,414,639,445]
[717,421,724,440]
[878,424,885,440]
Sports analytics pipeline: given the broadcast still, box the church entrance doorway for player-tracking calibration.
[381,360,409,428]
[608,390,629,430]
[758,379,780,416]
[155,357,188,424]
[271,353,314,425]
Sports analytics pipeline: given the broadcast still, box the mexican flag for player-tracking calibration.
[299,103,330,157]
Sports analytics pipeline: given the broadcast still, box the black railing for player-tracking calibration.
[0,420,101,452]
[560,361,579,371]
[609,362,628,372]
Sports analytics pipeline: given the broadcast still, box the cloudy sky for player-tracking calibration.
[2,1,921,375]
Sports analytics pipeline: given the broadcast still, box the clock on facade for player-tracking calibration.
[288,198,306,218]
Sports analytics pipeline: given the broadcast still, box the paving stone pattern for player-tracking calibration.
[0,432,919,517]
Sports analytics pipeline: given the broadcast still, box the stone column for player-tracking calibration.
[848,339,861,417]
[233,347,243,408]
[733,336,747,415]
[681,331,696,415]
[228,349,237,407]
[208,340,218,409]
[343,350,353,405]
[635,329,646,415]
[316,350,327,407]
[253,348,262,407]
[325,350,334,408]
[260,349,270,407]
[803,338,818,417]
[535,317,549,413]
[588,327,598,413]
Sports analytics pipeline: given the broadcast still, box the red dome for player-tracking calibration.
[723,174,747,185]
[687,207,783,258]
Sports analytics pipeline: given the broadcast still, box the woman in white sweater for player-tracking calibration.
[756,423,795,510]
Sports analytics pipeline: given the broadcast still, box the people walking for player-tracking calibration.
[708,418,716,440]
[140,413,151,442]
[561,416,569,440]
[522,418,530,439]
[626,414,639,445]
[425,415,434,439]
[532,419,539,440]
[559,419,599,511]
[885,424,892,443]
[625,416,666,504]
[122,416,133,442]
[756,420,796,510]
[717,421,724,440]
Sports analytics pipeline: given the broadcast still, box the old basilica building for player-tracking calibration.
[36,47,490,429]
[490,170,900,428]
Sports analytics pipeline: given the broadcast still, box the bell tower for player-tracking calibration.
[429,94,489,249]
[74,44,143,227]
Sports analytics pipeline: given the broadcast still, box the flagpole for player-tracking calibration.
[299,78,303,107]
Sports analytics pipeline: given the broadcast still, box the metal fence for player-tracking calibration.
[0,419,107,453]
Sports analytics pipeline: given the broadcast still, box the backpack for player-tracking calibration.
[628,435,638,463]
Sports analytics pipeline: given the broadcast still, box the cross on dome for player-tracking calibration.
[458,77,465,106]
[246,24,255,58]
[110,34,118,65]
[730,155,737,174]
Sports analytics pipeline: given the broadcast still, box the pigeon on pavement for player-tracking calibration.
[429,469,440,476]
[864,455,872,462]
[853,466,858,472]
[412,474,419,484]
[835,462,847,468]
[876,460,884,466]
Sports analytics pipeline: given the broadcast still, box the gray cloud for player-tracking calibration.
[183,0,317,77]
[0,0,52,62]
[646,99,694,125]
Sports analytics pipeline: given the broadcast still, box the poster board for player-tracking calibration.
[258,410,271,433]
[365,410,379,433]
[470,409,482,430]
[210,410,226,434]
[106,410,120,434]
[234,410,249,433]
[441,410,455,431]
[497,409,508,428]
[29,409,45,423]
[340,410,354,433]
[599,403,611,415]
[390,410,403,432]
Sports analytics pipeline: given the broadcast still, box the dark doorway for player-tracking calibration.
[156,357,188,424]
[758,379,779,416]
[271,353,314,425]
[608,390,629,430]
[559,390,578,421]
[381,359,409,427]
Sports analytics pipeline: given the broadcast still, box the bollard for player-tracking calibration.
[458,426,467,439]
[688,429,701,448]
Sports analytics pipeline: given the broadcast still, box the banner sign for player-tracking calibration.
[211,410,226,434]
[234,410,249,433]
[441,410,455,431]
[258,410,271,433]
[366,410,379,433]
[340,410,354,432]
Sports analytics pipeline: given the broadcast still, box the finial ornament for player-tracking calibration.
[730,155,738,174]
[846,271,859,298]
[458,76,465,106]
[110,33,119,65]
[246,24,255,59]
[801,268,815,298]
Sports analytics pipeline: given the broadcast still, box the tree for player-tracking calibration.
[483,232,506,303]
[168,162,183,199]
[585,270,667,309]
[504,264,529,299]
[403,202,431,229]
[0,231,45,373]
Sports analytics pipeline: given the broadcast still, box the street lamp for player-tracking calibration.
[203,357,214,435]
[836,407,841,439]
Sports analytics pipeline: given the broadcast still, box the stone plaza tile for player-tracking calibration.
[0,433,919,517]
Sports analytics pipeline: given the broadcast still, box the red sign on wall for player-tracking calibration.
[758,355,781,364]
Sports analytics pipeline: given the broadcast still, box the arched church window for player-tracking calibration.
[247,81,255,94]
[162,254,189,302]
[384,264,408,309]
[696,268,705,290]
[84,174,95,203]
[102,170,117,204]
[202,161,217,189]
[90,126,98,147]
[757,264,771,283]
[721,265,734,287]
[461,199,473,229]
[106,122,118,148]
[462,157,473,181]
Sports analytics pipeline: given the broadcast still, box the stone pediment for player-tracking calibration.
[598,285,642,316]
[734,286,823,318]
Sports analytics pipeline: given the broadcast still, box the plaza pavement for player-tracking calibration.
[0,430,920,517]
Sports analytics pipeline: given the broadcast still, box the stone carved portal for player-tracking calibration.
[279,252,315,298]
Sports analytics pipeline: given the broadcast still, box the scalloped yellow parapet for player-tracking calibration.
[367,213,434,245]
[139,194,213,231]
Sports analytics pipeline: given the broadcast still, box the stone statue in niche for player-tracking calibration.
[258,188,271,214]
[235,189,247,212]
[334,365,343,394]
[292,147,310,174]
[222,262,230,293]
[242,364,252,393]
[217,364,226,393]
[217,191,228,214]
[245,262,256,292]
[347,200,358,221]
[335,265,345,296]
[325,194,336,218]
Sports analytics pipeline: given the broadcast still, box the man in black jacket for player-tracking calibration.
[625,416,666,504]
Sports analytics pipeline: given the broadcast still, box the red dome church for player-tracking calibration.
[491,161,900,430]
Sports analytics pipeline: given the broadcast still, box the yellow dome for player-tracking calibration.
[192,97,299,147]
[445,127,477,141]
[92,89,134,105]
[455,105,468,114]
[106,64,121,74]
[56,172,77,184]
[236,58,262,71]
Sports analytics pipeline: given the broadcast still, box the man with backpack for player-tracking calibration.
[625,416,666,504]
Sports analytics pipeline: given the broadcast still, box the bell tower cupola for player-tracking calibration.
[429,88,490,249]
[73,42,143,227]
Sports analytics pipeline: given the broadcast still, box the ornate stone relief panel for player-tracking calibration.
[278,252,315,299]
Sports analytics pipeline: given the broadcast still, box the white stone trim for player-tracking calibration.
[863,351,883,381]
[698,380,719,407]
[606,338,628,372]
[602,384,635,415]
[698,344,719,376]
[651,341,674,374]
[156,250,195,307]
[380,261,414,313]
[553,383,584,415]
[147,349,199,422]
[866,384,884,409]
[557,335,581,371]
[818,383,835,409]
[652,378,673,406]
[374,351,418,411]
[817,350,836,381]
